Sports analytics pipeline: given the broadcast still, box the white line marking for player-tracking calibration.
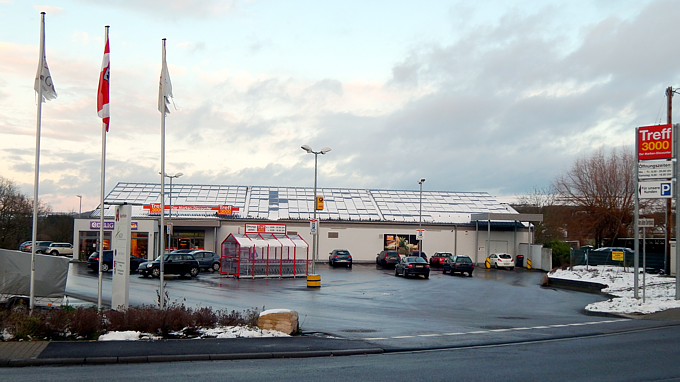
[364,337,388,340]
[443,332,465,336]
[489,329,512,332]
[392,335,414,339]
[468,330,488,334]
[418,334,442,337]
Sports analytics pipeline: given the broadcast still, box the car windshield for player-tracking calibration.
[406,257,427,263]
[499,254,512,259]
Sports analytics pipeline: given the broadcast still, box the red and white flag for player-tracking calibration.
[97,34,110,131]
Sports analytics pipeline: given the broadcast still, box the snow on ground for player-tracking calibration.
[549,265,680,314]
[98,326,289,341]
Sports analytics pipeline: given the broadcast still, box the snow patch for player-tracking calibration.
[549,265,680,314]
[260,309,293,316]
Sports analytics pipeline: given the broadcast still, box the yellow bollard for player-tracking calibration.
[307,274,321,288]
[527,258,532,270]
[485,258,490,269]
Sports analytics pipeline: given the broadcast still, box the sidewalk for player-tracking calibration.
[0,336,384,367]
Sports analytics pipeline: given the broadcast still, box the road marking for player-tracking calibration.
[364,319,631,342]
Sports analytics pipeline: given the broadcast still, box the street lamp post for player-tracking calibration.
[301,145,331,277]
[418,178,425,254]
[76,195,82,217]
[160,172,183,251]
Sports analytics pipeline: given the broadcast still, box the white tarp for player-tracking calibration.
[0,249,69,298]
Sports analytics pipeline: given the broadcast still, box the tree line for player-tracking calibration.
[0,175,73,249]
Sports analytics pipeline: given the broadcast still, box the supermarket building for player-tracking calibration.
[73,182,542,267]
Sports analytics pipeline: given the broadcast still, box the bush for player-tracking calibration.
[0,304,260,341]
[544,240,572,266]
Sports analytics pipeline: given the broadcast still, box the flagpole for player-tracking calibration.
[159,38,167,309]
[97,25,110,311]
[29,12,47,313]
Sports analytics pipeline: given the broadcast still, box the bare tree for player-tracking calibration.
[514,187,560,243]
[0,175,51,249]
[552,147,636,247]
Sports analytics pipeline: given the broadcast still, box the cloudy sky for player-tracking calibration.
[0,0,676,213]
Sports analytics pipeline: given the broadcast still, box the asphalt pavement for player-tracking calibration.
[3,262,680,367]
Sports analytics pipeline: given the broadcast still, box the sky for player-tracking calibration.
[1,0,678,213]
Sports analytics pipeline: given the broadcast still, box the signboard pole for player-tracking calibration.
[676,123,680,300]
[634,128,640,299]
[111,205,131,310]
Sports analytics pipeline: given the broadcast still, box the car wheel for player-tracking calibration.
[348,263,352,268]
[151,267,161,278]
[50,250,58,256]
[424,274,429,279]
[510,267,514,271]
[36,250,43,254]
[212,263,221,272]
[402,269,407,278]
[493,262,498,269]
[189,266,200,277]
[468,271,473,277]
[395,268,400,276]
[450,270,456,276]
[101,263,110,272]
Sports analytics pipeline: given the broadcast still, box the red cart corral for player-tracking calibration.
[220,233,309,279]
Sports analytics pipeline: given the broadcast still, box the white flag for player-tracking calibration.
[158,51,173,114]
[34,55,57,102]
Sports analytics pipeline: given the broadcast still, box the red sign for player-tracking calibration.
[638,124,673,160]
[144,204,239,215]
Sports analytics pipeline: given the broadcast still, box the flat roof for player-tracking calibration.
[94,182,523,224]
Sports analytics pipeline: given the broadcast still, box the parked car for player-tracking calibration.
[395,256,430,278]
[430,252,453,267]
[138,253,200,278]
[443,255,474,276]
[47,242,74,257]
[170,249,195,254]
[33,241,54,254]
[87,250,147,272]
[329,249,352,267]
[187,250,221,271]
[411,251,427,262]
[18,241,31,252]
[489,253,514,270]
[376,250,400,267]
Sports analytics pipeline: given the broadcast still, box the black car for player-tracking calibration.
[329,249,352,267]
[411,251,427,262]
[186,250,221,271]
[443,255,474,276]
[138,253,200,278]
[87,250,147,272]
[395,256,430,278]
[376,250,400,267]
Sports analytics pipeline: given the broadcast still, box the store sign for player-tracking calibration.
[245,224,287,234]
[637,124,673,160]
[638,180,673,199]
[638,161,674,180]
[89,221,138,230]
[144,204,239,215]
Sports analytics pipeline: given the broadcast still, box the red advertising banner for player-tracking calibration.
[143,204,239,215]
[638,124,673,160]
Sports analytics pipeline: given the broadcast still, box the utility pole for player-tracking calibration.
[666,86,673,275]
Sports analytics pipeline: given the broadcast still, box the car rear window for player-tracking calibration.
[336,251,350,256]
[456,257,472,263]
[499,254,512,259]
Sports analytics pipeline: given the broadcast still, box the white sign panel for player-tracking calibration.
[310,219,318,235]
[111,205,131,311]
[638,161,674,180]
[638,218,654,228]
[416,229,424,240]
[638,180,673,199]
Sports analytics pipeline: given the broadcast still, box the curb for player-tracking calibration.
[0,348,385,368]
[544,277,608,294]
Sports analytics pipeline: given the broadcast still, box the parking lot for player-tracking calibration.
[63,260,657,347]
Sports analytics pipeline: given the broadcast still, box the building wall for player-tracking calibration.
[75,218,531,265]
